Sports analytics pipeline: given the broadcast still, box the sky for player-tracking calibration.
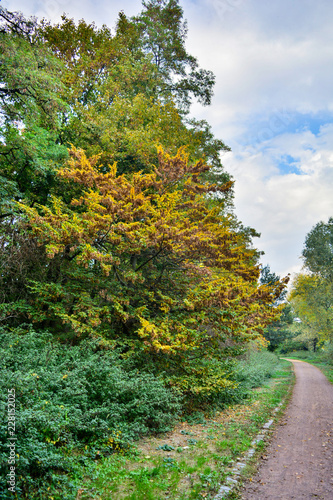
[2,0,333,282]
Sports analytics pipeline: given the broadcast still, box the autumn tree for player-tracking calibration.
[38,7,228,179]
[0,4,231,323]
[289,273,333,345]
[15,147,287,400]
[0,4,289,404]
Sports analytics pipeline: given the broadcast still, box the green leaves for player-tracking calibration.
[290,273,333,344]
[302,217,333,281]
[134,0,215,109]
[289,217,333,345]
[0,10,68,214]
[0,327,181,496]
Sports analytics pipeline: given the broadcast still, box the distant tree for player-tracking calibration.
[260,265,291,350]
[262,304,294,351]
[260,264,288,303]
[289,273,333,344]
[289,218,333,347]
[302,217,333,281]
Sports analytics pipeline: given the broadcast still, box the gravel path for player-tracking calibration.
[241,359,333,500]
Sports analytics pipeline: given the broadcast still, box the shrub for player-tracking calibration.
[279,349,313,359]
[202,348,281,408]
[318,343,333,365]
[278,338,309,354]
[235,348,280,390]
[0,326,181,498]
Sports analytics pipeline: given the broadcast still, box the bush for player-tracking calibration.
[205,348,281,408]
[278,338,309,354]
[235,348,280,390]
[318,343,333,365]
[285,343,333,365]
[279,349,313,359]
[0,327,181,498]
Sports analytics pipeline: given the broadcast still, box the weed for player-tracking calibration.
[156,444,175,451]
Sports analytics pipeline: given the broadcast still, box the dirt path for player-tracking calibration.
[241,360,333,499]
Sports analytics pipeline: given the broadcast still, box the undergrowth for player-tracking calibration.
[235,349,280,390]
[1,326,287,499]
[0,327,181,499]
[79,359,292,499]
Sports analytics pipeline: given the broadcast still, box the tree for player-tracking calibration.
[261,304,294,351]
[289,273,333,344]
[14,147,287,399]
[0,6,231,325]
[291,218,333,346]
[133,0,215,110]
[0,5,289,404]
[0,7,68,216]
[39,11,229,182]
[260,264,289,302]
[259,265,291,350]
[302,217,333,281]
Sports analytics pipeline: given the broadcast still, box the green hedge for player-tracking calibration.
[0,327,181,498]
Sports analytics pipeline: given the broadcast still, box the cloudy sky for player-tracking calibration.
[2,0,333,281]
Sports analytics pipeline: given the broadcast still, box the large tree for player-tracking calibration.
[15,147,287,398]
[0,5,231,322]
[302,217,333,281]
[38,9,229,181]
[0,4,289,402]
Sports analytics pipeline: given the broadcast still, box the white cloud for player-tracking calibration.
[225,125,333,277]
[187,6,333,132]
[182,0,333,278]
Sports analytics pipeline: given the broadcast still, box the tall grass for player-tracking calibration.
[235,349,280,390]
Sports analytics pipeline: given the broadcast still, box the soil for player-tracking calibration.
[240,360,333,499]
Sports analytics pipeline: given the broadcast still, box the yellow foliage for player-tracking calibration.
[19,146,288,379]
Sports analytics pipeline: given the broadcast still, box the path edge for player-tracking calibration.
[213,362,295,499]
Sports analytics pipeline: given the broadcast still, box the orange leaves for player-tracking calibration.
[19,145,287,358]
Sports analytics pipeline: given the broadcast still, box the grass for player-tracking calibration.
[74,359,294,500]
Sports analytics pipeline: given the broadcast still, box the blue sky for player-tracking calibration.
[2,0,333,282]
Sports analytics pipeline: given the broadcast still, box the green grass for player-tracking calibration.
[76,359,294,500]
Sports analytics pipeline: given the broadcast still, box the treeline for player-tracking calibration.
[260,220,333,356]
[287,218,333,353]
[0,1,287,498]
